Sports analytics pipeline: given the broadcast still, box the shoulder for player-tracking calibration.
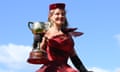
[44,30,51,39]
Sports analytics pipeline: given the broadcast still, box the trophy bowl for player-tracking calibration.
[28,21,50,34]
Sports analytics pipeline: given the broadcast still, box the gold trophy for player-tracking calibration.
[27,21,49,64]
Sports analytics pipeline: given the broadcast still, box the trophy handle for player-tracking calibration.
[28,22,33,31]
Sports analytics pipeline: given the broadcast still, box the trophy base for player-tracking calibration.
[27,57,49,64]
[27,49,49,64]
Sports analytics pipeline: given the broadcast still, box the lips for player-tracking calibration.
[56,18,64,22]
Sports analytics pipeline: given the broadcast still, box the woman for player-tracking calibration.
[36,3,90,72]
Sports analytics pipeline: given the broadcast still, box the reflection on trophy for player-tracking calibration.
[27,21,50,64]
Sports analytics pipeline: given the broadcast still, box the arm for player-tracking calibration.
[69,34,88,72]
[68,30,93,72]
[70,54,88,72]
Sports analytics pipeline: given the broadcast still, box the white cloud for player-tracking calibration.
[114,34,120,46]
[86,67,120,72]
[115,68,120,72]
[0,43,120,72]
[89,67,110,72]
[0,43,40,72]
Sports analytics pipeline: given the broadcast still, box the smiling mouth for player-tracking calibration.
[56,18,64,22]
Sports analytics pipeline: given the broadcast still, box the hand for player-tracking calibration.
[40,36,48,50]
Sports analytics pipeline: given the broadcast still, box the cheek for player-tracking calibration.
[51,16,57,21]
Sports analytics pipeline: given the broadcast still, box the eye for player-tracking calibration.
[55,13,60,15]
[55,12,65,16]
[61,13,65,16]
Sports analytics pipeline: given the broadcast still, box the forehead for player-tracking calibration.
[53,8,65,13]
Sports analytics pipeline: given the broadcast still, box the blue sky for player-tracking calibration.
[0,0,120,72]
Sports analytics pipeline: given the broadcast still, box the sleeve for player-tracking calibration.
[70,54,89,72]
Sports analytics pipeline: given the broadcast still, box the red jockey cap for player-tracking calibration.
[49,3,65,10]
